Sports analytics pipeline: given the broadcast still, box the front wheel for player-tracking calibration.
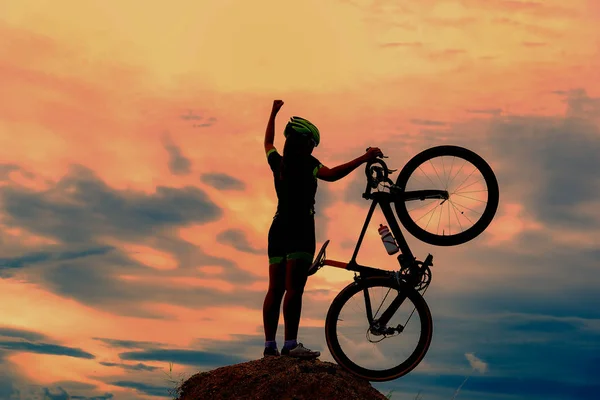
[395,145,499,246]
[325,276,433,382]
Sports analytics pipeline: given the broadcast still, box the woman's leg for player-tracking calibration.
[282,257,310,341]
[262,260,287,341]
[282,215,316,342]
[263,215,286,343]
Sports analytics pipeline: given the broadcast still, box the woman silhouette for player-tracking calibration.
[262,99,382,358]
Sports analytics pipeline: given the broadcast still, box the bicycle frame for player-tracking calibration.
[320,183,445,329]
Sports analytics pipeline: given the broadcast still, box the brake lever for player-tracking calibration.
[365,147,388,159]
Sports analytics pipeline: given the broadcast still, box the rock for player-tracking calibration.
[174,356,390,400]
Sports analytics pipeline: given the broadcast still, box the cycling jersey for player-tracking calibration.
[266,148,323,216]
[266,147,323,265]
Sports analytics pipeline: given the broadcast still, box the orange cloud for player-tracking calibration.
[484,203,544,245]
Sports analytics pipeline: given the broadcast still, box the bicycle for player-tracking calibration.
[307,145,499,382]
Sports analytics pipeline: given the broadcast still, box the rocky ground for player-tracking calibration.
[173,355,391,400]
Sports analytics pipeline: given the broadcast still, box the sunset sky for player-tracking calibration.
[1,0,600,399]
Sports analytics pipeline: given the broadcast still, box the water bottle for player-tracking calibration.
[378,224,399,255]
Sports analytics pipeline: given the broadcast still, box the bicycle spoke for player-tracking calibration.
[449,201,475,225]
[453,193,488,203]
[452,167,478,194]
[407,199,435,213]
[450,199,483,216]
[450,201,464,232]
[417,166,438,188]
[429,160,445,188]
[412,202,440,224]
[415,203,440,226]
[447,199,451,235]
[452,177,486,195]
[373,287,392,319]
[441,157,447,190]
[447,156,456,190]
[409,197,484,235]
[447,159,467,189]
[437,203,443,235]
[456,189,488,194]
[406,174,433,189]
[424,204,438,230]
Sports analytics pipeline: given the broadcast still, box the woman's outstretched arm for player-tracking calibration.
[317,147,383,182]
[264,100,284,152]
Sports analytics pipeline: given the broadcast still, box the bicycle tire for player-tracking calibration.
[325,276,433,382]
[395,145,499,246]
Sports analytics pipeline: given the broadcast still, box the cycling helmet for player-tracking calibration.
[284,116,320,147]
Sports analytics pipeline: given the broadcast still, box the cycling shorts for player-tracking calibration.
[267,213,315,265]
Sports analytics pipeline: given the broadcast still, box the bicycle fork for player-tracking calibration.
[369,291,407,337]
[357,277,407,337]
[361,254,434,337]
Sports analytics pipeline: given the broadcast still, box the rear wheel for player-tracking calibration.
[325,276,433,382]
[394,145,499,246]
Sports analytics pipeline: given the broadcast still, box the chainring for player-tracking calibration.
[399,260,431,291]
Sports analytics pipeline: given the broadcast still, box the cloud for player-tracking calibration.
[465,353,488,374]
[43,387,113,400]
[216,229,265,254]
[491,17,562,38]
[466,108,503,116]
[0,362,18,400]
[179,110,203,121]
[118,348,247,367]
[0,340,95,359]
[377,373,600,400]
[0,246,114,270]
[109,381,171,397]
[456,375,600,399]
[98,361,160,372]
[410,119,448,127]
[0,326,47,342]
[0,164,20,181]
[5,238,260,318]
[40,259,150,309]
[27,233,260,319]
[93,338,168,350]
[558,88,600,119]
[179,110,217,128]
[193,117,217,128]
[162,135,192,176]
[0,378,114,400]
[200,173,246,191]
[34,249,259,317]
[70,394,114,400]
[40,382,114,400]
[488,114,600,230]
[508,319,584,333]
[42,387,70,400]
[0,251,53,270]
[0,164,222,243]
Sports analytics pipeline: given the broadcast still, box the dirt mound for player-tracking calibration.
[174,356,390,400]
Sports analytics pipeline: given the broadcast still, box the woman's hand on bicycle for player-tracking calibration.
[362,147,384,163]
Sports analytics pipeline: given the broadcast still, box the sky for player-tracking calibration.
[1,0,599,399]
